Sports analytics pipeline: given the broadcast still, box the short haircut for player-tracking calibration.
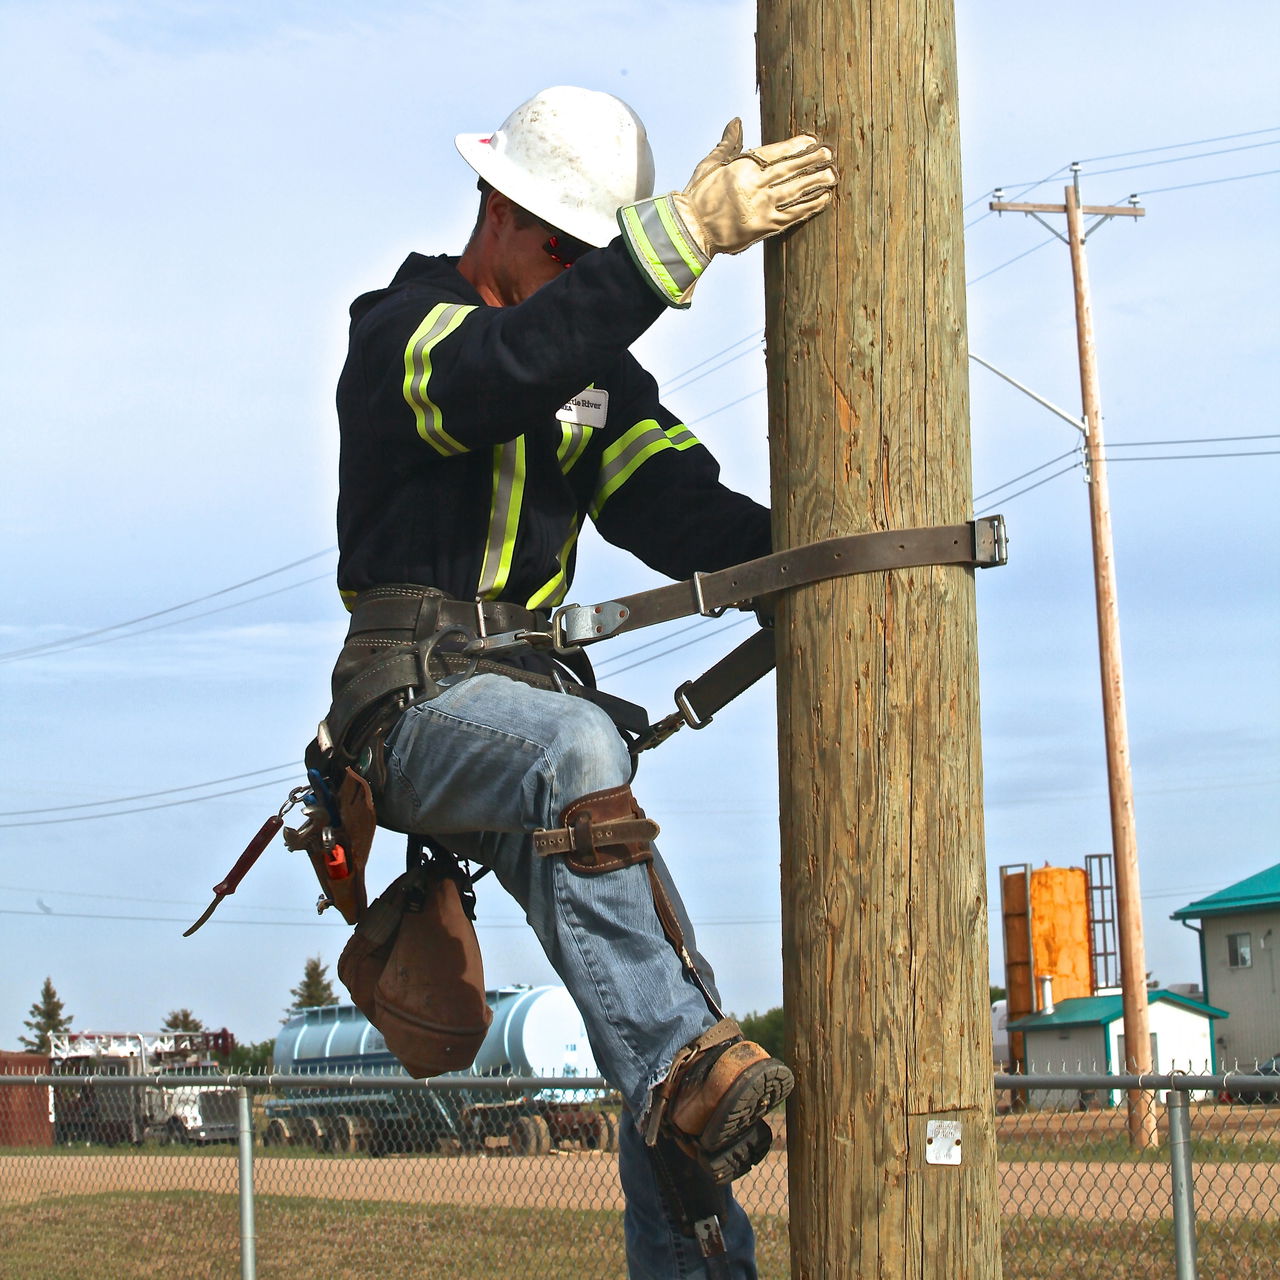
[473,179,541,237]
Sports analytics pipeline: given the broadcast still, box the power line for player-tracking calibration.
[996,138,1280,190]
[663,331,763,394]
[1106,450,1280,462]
[0,775,299,828]
[0,548,336,664]
[975,463,1082,516]
[965,164,1072,228]
[696,387,766,422]
[974,449,1080,503]
[969,163,1277,288]
[1109,434,1279,447]
[601,614,755,679]
[664,344,764,397]
[0,908,346,927]
[1135,168,1280,197]
[0,903,784,930]
[591,615,720,674]
[0,882,318,913]
[965,127,1280,211]
[1081,138,1279,180]
[0,763,301,818]
[1076,126,1280,165]
[5,571,335,664]
[967,233,1060,286]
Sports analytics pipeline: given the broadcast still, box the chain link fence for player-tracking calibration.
[1,1067,1276,1278]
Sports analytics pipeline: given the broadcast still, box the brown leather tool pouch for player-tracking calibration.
[285,766,376,925]
[338,860,492,1078]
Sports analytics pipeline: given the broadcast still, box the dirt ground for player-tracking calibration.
[5,1144,1278,1222]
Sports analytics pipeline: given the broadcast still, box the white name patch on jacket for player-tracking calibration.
[556,387,609,429]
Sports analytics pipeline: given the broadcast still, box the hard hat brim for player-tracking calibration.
[455,132,620,250]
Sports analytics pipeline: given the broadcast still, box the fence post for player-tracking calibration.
[237,1084,257,1280]
[1167,1087,1198,1280]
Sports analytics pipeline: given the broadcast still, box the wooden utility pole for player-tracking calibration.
[758,3,1002,1275]
[990,178,1157,1150]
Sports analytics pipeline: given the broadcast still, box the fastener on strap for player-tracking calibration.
[532,785,658,875]
[532,817,660,857]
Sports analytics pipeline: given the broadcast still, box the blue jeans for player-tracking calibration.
[378,672,758,1278]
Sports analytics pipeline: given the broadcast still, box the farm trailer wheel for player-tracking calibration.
[262,1117,296,1148]
[300,1115,331,1151]
[510,1114,553,1156]
[331,1113,372,1154]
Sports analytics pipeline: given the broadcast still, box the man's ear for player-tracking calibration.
[486,190,515,232]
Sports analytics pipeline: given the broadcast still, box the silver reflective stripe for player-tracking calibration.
[475,438,526,600]
[619,196,707,305]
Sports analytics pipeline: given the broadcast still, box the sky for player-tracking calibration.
[2,0,1277,1056]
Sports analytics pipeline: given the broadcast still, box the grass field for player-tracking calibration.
[0,1191,789,1279]
[1,1192,1277,1279]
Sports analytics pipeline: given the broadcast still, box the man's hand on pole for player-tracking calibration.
[619,119,836,308]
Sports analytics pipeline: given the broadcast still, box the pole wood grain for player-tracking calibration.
[756,2,1003,1274]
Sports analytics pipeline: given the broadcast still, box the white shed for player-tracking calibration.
[1005,988,1227,1108]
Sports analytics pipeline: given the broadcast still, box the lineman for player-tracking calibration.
[329,86,835,1276]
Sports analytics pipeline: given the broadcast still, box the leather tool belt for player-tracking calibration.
[322,585,649,775]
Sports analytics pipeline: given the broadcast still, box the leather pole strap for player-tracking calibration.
[552,517,1007,647]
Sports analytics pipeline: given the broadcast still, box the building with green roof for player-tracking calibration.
[1006,988,1227,1107]
[1172,861,1280,1069]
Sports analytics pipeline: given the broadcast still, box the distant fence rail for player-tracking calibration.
[1,1070,1277,1279]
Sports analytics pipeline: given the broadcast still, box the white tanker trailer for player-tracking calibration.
[264,985,619,1156]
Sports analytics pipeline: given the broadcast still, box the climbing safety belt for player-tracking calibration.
[184,516,1005,936]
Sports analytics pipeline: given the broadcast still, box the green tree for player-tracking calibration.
[162,1008,204,1032]
[989,985,1007,1004]
[738,1007,785,1060]
[19,976,72,1053]
[227,1039,275,1072]
[284,955,339,1020]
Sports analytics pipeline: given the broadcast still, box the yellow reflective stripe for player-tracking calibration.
[556,422,593,473]
[527,518,580,610]
[476,437,526,600]
[402,303,475,456]
[339,588,358,612]
[590,419,701,519]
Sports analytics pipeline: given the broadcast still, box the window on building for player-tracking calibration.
[1227,932,1252,969]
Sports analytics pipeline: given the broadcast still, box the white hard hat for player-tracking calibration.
[455,86,655,248]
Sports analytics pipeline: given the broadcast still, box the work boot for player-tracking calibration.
[654,1019,793,1184]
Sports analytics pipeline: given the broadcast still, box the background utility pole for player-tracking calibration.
[990,177,1157,1149]
[758,2,1002,1276]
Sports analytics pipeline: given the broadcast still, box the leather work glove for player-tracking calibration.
[619,118,837,307]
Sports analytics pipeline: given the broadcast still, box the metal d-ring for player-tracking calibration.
[419,625,479,697]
